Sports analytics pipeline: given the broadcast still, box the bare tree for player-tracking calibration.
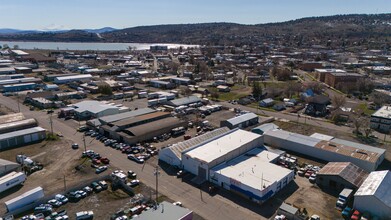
[180,87,192,97]
[351,109,367,135]
[304,81,325,94]
[284,82,302,98]
[331,94,347,110]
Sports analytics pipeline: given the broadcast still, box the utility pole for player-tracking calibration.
[154,166,160,205]
[49,113,54,135]
[83,134,87,152]
[63,174,67,191]
[17,93,20,113]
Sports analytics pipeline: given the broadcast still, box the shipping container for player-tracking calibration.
[0,172,26,193]
[5,186,44,212]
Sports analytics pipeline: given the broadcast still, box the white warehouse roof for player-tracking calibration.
[211,148,291,190]
[226,113,258,126]
[184,129,262,163]
[355,170,391,206]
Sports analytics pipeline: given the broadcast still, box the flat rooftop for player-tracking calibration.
[133,201,192,220]
[315,140,383,163]
[211,148,292,189]
[371,105,391,119]
[112,111,170,127]
[185,129,262,163]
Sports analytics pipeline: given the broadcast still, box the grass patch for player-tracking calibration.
[46,133,60,141]
[356,103,375,116]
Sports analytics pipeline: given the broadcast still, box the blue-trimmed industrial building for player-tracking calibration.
[3,83,37,92]
[0,127,46,151]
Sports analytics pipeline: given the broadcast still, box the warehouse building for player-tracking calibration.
[159,127,231,167]
[118,117,187,145]
[53,74,93,84]
[370,105,391,133]
[87,108,156,128]
[0,67,16,75]
[0,113,25,124]
[3,83,37,92]
[0,118,38,134]
[263,129,386,171]
[101,112,171,139]
[149,80,176,89]
[0,77,42,88]
[0,127,46,151]
[220,113,259,129]
[316,162,369,190]
[251,123,279,135]
[354,170,391,219]
[210,147,294,203]
[72,100,129,119]
[0,159,20,177]
[182,129,263,183]
[134,201,193,220]
[167,96,202,107]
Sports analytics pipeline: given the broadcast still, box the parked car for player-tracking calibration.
[128,179,140,187]
[309,174,317,183]
[98,180,108,190]
[55,194,68,204]
[91,182,103,192]
[83,186,93,195]
[127,154,144,164]
[72,143,79,149]
[177,170,185,178]
[128,170,137,179]
[95,165,108,174]
[48,199,62,208]
[173,201,182,207]
[76,190,87,198]
[67,192,82,202]
[100,157,110,164]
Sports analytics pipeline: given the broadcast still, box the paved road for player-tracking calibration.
[0,96,266,220]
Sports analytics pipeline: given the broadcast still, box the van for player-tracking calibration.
[76,211,93,220]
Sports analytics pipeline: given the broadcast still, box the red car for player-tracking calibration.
[304,171,313,178]
[100,157,110,164]
[92,158,101,165]
[351,210,361,220]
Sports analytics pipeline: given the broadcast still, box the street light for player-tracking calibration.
[154,166,160,205]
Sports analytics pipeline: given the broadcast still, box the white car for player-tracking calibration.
[48,199,62,207]
[55,194,68,204]
[173,201,182,207]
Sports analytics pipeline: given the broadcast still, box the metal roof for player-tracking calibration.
[279,202,299,215]
[122,117,184,137]
[112,112,170,127]
[0,113,25,124]
[265,129,321,147]
[211,148,292,190]
[92,108,156,125]
[185,129,262,163]
[355,170,391,208]
[371,106,391,119]
[318,162,369,188]
[0,118,37,134]
[133,201,192,220]
[252,123,279,133]
[168,96,201,107]
[226,113,258,126]
[0,127,45,141]
[310,133,334,141]
[331,138,386,155]
[73,100,118,114]
[54,74,92,81]
[169,127,230,159]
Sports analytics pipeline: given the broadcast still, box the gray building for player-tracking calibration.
[167,96,202,107]
[0,118,38,134]
[316,162,369,191]
[87,108,156,128]
[0,127,46,151]
[133,201,193,220]
[263,129,385,172]
[220,113,259,129]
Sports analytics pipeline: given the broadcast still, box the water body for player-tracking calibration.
[0,41,198,51]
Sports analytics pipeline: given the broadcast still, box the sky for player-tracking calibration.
[0,0,390,30]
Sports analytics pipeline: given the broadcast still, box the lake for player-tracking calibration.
[0,41,198,51]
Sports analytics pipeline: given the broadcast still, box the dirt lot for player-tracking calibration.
[0,138,119,216]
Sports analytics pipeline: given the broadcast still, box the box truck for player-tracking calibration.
[0,172,26,194]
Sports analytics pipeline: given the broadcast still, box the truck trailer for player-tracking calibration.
[5,186,44,212]
[0,172,26,194]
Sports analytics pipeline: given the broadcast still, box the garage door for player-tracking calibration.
[32,133,39,141]
[24,135,32,143]
[198,167,207,180]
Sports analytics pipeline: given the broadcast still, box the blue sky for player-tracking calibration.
[0,0,390,30]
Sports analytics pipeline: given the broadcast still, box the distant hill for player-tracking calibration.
[0,27,116,35]
[0,14,390,48]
